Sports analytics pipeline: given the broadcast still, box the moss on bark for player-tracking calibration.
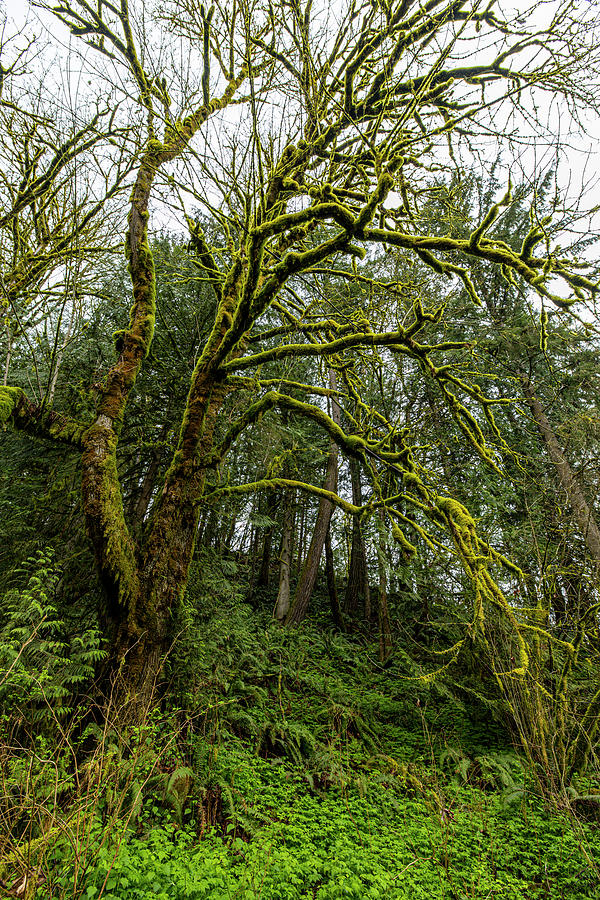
[1,386,88,447]
[0,386,24,423]
[81,423,141,620]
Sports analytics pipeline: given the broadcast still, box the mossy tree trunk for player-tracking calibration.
[2,0,599,712]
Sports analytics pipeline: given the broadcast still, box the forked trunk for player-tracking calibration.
[83,379,226,708]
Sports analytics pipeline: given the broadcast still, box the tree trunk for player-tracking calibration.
[76,135,235,705]
[245,494,261,586]
[111,457,207,702]
[127,409,175,531]
[344,457,371,621]
[295,503,305,574]
[46,296,76,405]
[286,371,340,625]
[376,511,392,662]
[223,514,238,553]
[275,488,294,621]
[129,452,162,530]
[523,379,600,572]
[325,525,343,627]
[196,505,210,547]
[257,492,278,588]
[3,318,11,386]
[89,370,230,707]
[248,524,260,585]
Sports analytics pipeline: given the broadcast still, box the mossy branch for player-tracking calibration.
[205,477,362,516]
[468,181,512,250]
[247,319,355,345]
[364,226,597,307]
[222,328,458,373]
[0,386,88,448]
[227,376,342,400]
[211,390,280,462]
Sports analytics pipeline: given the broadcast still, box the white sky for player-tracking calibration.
[2,0,600,269]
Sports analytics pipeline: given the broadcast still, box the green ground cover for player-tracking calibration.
[21,581,599,900]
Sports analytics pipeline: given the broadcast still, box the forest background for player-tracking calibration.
[2,0,600,897]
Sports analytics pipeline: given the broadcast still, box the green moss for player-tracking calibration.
[0,386,24,424]
[205,477,361,516]
[46,414,88,446]
[539,307,549,353]
[436,496,475,530]
[1,386,87,447]
[146,138,164,154]
[431,495,529,672]
[403,470,426,493]
[344,435,364,453]
[390,522,417,558]
[81,424,141,619]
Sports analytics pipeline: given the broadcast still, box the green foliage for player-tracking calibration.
[45,740,600,900]
[1,582,599,899]
[3,5,600,896]
[0,548,105,723]
[144,766,195,825]
[438,745,526,805]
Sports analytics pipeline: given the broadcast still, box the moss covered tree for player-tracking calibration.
[1,0,599,704]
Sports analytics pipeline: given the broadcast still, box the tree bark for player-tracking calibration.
[295,503,305,575]
[127,406,175,531]
[129,451,162,530]
[285,371,340,625]
[222,513,238,553]
[257,491,278,588]
[121,392,228,696]
[376,511,392,662]
[344,456,371,621]
[275,487,294,621]
[325,525,343,627]
[523,379,600,572]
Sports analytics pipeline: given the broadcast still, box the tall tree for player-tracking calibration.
[1,0,599,702]
[344,456,371,621]
[286,369,341,625]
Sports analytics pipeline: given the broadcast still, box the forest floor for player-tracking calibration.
[2,554,600,899]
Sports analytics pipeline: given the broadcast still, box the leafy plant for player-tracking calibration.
[0,548,105,724]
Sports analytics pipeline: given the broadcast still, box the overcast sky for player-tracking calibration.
[2,0,600,272]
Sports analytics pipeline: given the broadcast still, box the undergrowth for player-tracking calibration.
[1,550,599,898]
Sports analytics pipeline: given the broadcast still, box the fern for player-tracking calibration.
[0,548,106,724]
[145,766,195,824]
